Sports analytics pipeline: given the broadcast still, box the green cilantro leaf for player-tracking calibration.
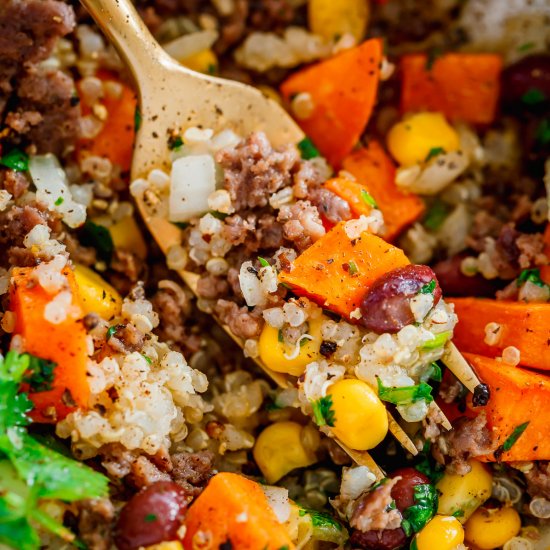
[54,196,64,206]
[452,509,465,518]
[536,118,550,146]
[421,362,442,383]
[23,355,56,393]
[0,149,29,172]
[144,513,157,522]
[420,280,436,294]
[348,261,359,276]
[311,395,336,427]
[298,137,320,160]
[423,200,449,231]
[360,189,378,208]
[502,421,530,452]
[425,147,446,162]
[168,135,183,150]
[377,378,434,406]
[517,42,535,53]
[141,354,152,365]
[421,331,452,350]
[258,257,270,267]
[79,221,114,264]
[402,484,438,535]
[521,87,546,106]
[517,268,546,288]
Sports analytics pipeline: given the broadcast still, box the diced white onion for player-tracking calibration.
[261,486,291,524]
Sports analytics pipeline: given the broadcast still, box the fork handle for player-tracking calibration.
[79,0,173,92]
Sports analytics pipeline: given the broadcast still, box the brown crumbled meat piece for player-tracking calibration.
[151,285,193,345]
[438,374,464,405]
[216,131,301,211]
[109,250,145,295]
[496,280,520,301]
[524,461,550,500]
[171,450,215,497]
[277,200,326,252]
[217,0,248,53]
[423,404,444,442]
[108,324,145,353]
[433,413,495,475]
[215,299,264,339]
[308,187,352,224]
[2,169,29,199]
[129,455,172,489]
[100,443,139,479]
[257,213,284,250]
[516,232,547,269]
[196,274,230,300]
[350,477,403,532]
[62,232,97,267]
[76,498,115,550]
[0,0,78,155]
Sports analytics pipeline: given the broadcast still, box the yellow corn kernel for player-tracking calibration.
[180,49,218,75]
[74,264,122,321]
[308,0,369,43]
[258,317,324,377]
[387,112,460,167]
[415,515,464,550]
[109,215,147,260]
[326,379,388,451]
[464,506,521,550]
[253,421,319,484]
[144,543,183,550]
[437,460,493,522]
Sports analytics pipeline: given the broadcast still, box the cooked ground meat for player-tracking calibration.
[524,462,550,500]
[2,169,29,199]
[129,455,172,488]
[350,477,402,532]
[215,299,264,340]
[76,498,115,550]
[0,0,79,155]
[309,187,352,224]
[171,450,215,496]
[277,200,326,252]
[196,274,230,300]
[107,323,145,353]
[216,131,302,211]
[433,413,495,475]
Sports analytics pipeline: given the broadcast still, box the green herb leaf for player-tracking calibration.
[209,210,229,220]
[106,325,118,340]
[425,147,446,162]
[144,513,157,523]
[377,378,434,406]
[521,87,546,106]
[258,257,270,268]
[54,196,64,206]
[517,268,546,288]
[421,331,451,350]
[0,351,32,433]
[536,118,550,146]
[420,280,436,294]
[311,395,336,427]
[517,42,535,53]
[134,105,142,131]
[0,148,29,172]
[402,484,438,533]
[298,137,320,160]
[452,509,465,518]
[168,135,183,150]
[141,354,152,365]
[298,507,348,546]
[278,329,284,343]
[80,221,114,264]
[422,362,442,383]
[423,200,449,231]
[22,355,56,393]
[348,260,359,276]
[502,421,530,452]
[360,189,378,208]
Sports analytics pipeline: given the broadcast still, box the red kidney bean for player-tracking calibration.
[114,481,192,550]
[350,527,408,550]
[389,468,431,511]
[502,54,550,108]
[432,255,498,298]
[360,265,441,334]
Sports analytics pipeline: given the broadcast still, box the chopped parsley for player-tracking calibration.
[209,210,229,220]
[517,268,546,287]
[415,443,445,483]
[401,483,438,535]
[297,137,320,160]
[420,279,436,294]
[144,513,157,523]
[168,135,184,150]
[54,196,64,206]
[423,200,449,231]
[311,395,336,427]
[277,329,284,343]
[22,355,56,393]
[423,362,442,383]
[452,509,465,518]
[258,257,270,268]
[536,118,550,146]
[0,148,29,172]
[134,105,142,131]
[106,325,119,340]
[141,354,152,365]
[207,63,217,75]
[0,351,109,549]
[79,220,114,264]
[521,87,546,106]
[298,508,348,545]
[517,42,535,53]
[377,378,434,406]
[348,261,359,276]
[502,421,530,452]
[425,147,446,162]
[421,330,451,350]
[360,189,378,208]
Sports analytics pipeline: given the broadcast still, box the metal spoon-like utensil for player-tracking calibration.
[81,0,476,471]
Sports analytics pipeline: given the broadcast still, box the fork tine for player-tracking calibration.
[337,443,386,480]
[387,412,419,455]
[429,401,452,431]
[441,342,481,393]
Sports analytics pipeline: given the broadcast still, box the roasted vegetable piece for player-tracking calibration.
[340,141,425,240]
[279,221,410,319]
[74,264,122,320]
[400,53,502,124]
[78,71,137,172]
[280,38,382,167]
[181,472,294,550]
[464,506,521,550]
[308,0,369,43]
[10,266,90,422]
[450,298,550,370]
[466,353,550,461]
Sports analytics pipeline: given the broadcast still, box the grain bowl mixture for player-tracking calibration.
[1,0,550,549]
